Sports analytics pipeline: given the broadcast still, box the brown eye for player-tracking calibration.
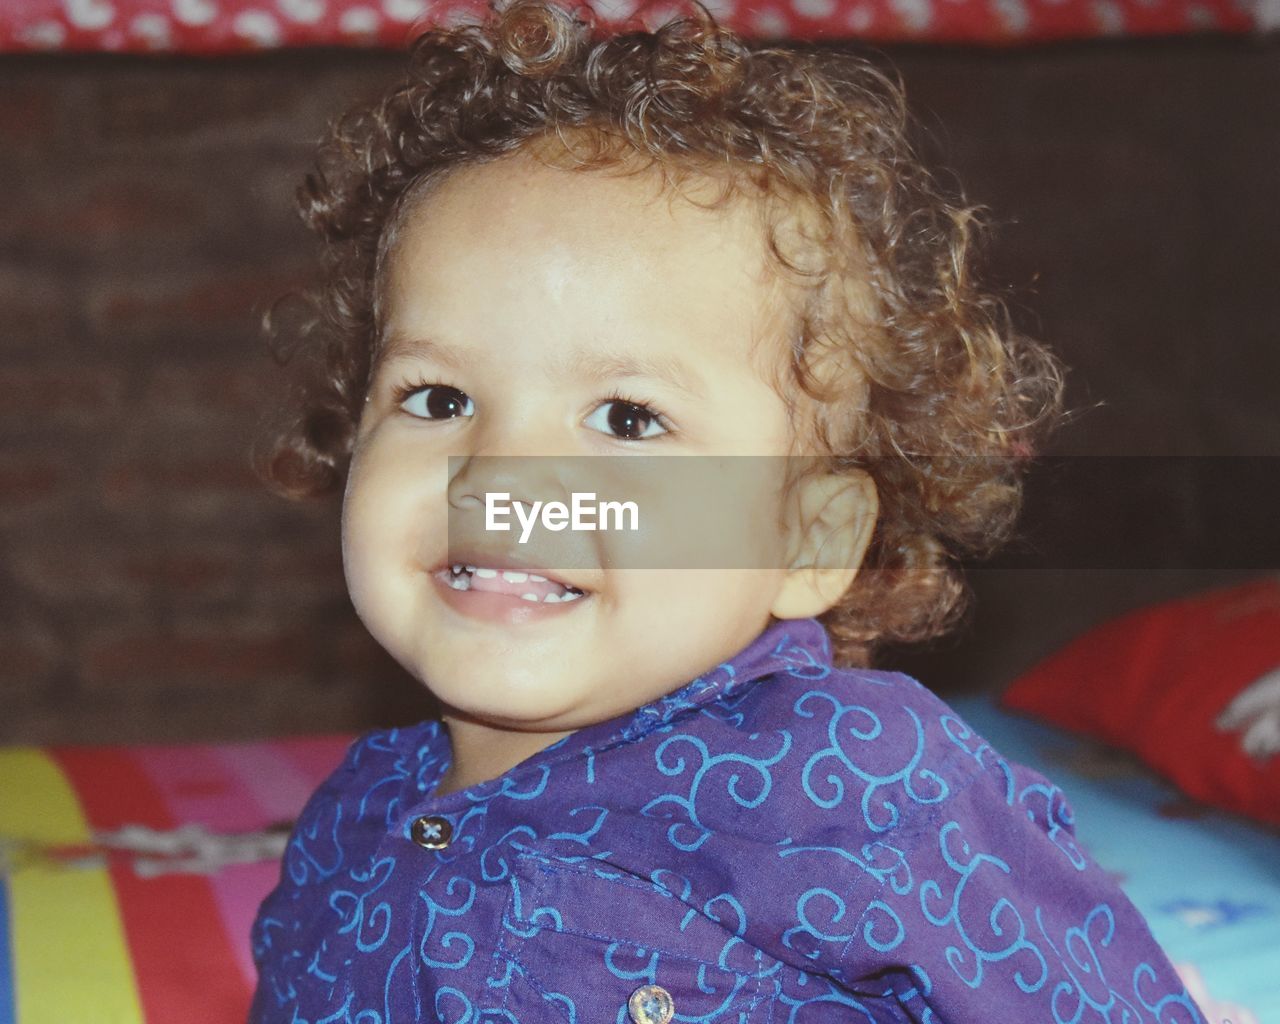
[401,385,475,421]
[584,399,668,440]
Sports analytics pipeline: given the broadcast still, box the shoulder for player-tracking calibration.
[250,720,443,976]
[275,719,444,890]
[774,665,1084,850]
[707,661,994,823]
[676,659,1091,892]
[638,658,1022,868]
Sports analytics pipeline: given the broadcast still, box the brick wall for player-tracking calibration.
[2,38,1277,744]
[1,51,430,744]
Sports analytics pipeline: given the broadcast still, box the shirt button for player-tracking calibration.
[409,814,452,850]
[628,984,674,1024]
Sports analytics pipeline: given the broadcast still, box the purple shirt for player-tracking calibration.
[249,617,1205,1023]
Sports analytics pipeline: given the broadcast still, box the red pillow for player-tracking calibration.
[1001,577,1280,827]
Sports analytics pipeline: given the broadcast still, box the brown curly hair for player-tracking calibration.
[254,0,1063,667]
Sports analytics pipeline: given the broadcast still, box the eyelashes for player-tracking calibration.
[393,381,474,420]
[587,390,671,440]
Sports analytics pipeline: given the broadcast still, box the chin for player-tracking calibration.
[434,683,588,731]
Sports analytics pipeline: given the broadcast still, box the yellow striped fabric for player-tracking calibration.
[0,748,145,1024]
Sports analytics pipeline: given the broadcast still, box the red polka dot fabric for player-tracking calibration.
[0,0,1268,52]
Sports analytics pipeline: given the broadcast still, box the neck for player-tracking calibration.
[434,712,574,797]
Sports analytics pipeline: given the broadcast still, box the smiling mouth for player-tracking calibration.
[437,564,589,604]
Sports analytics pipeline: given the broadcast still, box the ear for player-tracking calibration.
[770,468,878,620]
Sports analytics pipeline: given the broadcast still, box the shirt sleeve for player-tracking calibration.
[248,736,363,1020]
[247,725,426,1022]
[847,741,1208,1024]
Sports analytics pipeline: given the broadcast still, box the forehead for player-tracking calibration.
[394,149,768,271]
[378,151,799,376]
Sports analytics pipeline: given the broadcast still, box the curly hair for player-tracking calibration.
[254,0,1064,667]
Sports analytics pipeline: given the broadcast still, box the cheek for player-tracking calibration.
[596,462,791,573]
[339,458,384,615]
[340,445,434,608]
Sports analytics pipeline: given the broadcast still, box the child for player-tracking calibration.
[248,2,1206,1021]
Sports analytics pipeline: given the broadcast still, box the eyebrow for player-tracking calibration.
[373,334,707,399]
[574,350,707,399]
[374,334,467,373]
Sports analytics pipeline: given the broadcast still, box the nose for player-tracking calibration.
[445,413,578,515]
[447,454,573,515]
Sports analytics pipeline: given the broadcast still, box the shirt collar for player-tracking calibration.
[417,616,833,811]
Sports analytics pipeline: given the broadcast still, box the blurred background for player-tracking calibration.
[1,5,1277,744]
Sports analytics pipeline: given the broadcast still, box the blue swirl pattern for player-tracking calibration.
[249,618,1205,1024]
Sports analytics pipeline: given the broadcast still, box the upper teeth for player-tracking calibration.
[468,568,533,583]
[444,564,584,602]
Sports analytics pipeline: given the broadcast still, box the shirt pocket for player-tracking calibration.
[491,853,780,1024]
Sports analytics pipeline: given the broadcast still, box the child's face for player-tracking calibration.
[342,151,857,744]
